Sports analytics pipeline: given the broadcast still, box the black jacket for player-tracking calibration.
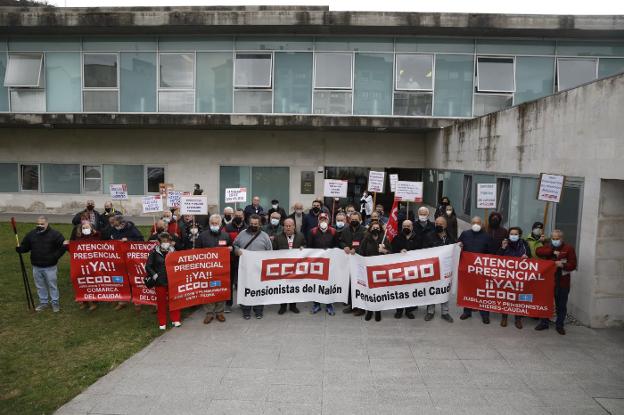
[109,221,144,241]
[423,231,456,248]
[458,229,495,254]
[359,234,391,257]
[243,204,264,223]
[307,227,338,249]
[72,209,102,230]
[339,224,366,252]
[413,220,436,240]
[391,232,422,253]
[273,232,306,250]
[145,247,172,287]
[98,209,121,230]
[267,207,287,224]
[196,229,232,249]
[17,226,66,267]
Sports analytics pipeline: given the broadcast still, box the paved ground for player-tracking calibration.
[55,303,624,415]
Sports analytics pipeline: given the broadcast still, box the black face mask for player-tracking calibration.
[249,225,259,233]
[86,205,94,211]
[36,225,46,233]
[104,208,112,213]
[435,225,446,233]
[233,217,242,225]
[312,207,320,214]
[350,220,359,228]
[402,228,411,236]
[371,228,381,237]
[224,215,232,221]
[490,217,501,228]
[156,228,166,234]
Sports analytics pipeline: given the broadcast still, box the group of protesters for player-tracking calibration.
[15,193,576,335]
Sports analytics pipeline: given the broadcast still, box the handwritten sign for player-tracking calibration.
[368,171,385,193]
[142,195,164,214]
[395,181,423,202]
[109,184,128,201]
[180,196,208,215]
[537,174,565,203]
[323,179,348,198]
[477,183,497,209]
[389,174,399,193]
[225,187,247,204]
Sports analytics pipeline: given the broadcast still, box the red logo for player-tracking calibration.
[261,258,329,281]
[366,257,440,288]
[218,240,227,246]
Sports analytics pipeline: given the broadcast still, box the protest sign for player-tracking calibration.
[180,196,208,215]
[238,248,349,306]
[349,244,461,311]
[69,241,130,302]
[389,174,398,192]
[537,174,565,203]
[225,187,247,204]
[323,179,348,198]
[165,248,231,311]
[166,190,190,208]
[109,184,128,201]
[457,252,556,318]
[142,195,164,214]
[125,241,159,306]
[476,183,497,209]
[395,181,423,202]
[368,171,385,193]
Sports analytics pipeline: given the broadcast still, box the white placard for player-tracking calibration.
[368,171,385,193]
[180,196,208,215]
[323,179,348,198]
[476,183,497,209]
[537,174,565,203]
[109,184,128,201]
[395,181,423,202]
[142,195,164,214]
[166,190,191,208]
[389,174,399,193]
[225,187,247,204]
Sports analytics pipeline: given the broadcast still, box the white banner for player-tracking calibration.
[180,196,208,215]
[323,179,348,198]
[368,171,385,193]
[109,184,128,201]
[225,187,247,203]
[237,248,349,305]
[395,181,423,202]
[142,195,164,214]
[349,244,461,311]
[476,183,497,209]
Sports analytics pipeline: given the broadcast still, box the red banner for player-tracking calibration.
[69,241,130,302]
[125,241,159,306]
[385,198,399,242]
[457,252,556,318]
[165,247,231,311]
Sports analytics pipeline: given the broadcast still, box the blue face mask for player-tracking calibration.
[551,239,562,247]
[335,221,345,229]
[509,235,520,242]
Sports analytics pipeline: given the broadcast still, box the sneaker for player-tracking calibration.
[311,304,322,314]
[326,305,335,316]
[424,313,434,321]
[35,303,49,312]
[515,319,523,329]
[172,321,181,327]
[52,304,60,313]
[342,305,353,314]
[243,315,251,320]
[159,325,166,330]
[255,314,263,319]
[405,310,415,319]
[289,304,300,314]
[224,305,232,314]
[459,313,471,320]
[441,314,454,323]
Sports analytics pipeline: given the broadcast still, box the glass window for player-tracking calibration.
[20,164,39,191]
[514,57,554,105]
[233,90,272,113]
[0,53,8,111]
[234,53,272,88]
[433,55,474,118]
[83,90,118,112]
[313,90,352,115]
[158,91,194,112]
[83,165,102,192]
[42,164,80,193]
[83,53,118,88]
[9,37,81,52]
[159,53,194,88]
[354,53,392,115]
[395,38,475,54]
[473,94,513,117]
[441,171,464,218]
[393,92,432,116]
[477,57,515,92]
[314,37,393,52]
[0,163,18,192]
[46,52,81,112]
[82,36,157,52]
[555,184,582,250]
[219,166,251,208]
[120,52,157,112]
[274,52,312,114]
[159,36,233,51]
[395,54,433,91]
[462,175,472,216]
[496,178,511,226]
[103,164,144,195]
[509,176,549,237]
[470,174,495,221]
[4,53,43,87]
[10,89,45,112]
[147,167,165,193]
[556,41,624,57]
[235,37,313,51]
[557,58,597,91]
[196,52,233,113]
[598,58,624,79]
[314,53,352,89]
[476,40,555,55]
[252,167,290,212]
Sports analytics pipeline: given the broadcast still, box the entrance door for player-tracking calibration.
[554,179,583,250]
[219,166,290,211]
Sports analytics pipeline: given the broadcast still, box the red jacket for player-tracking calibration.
[536,242,577,288]
[150,221,180,237]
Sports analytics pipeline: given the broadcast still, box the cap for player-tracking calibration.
[532,222,544,229]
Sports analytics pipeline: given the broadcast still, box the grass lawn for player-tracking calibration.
[0,222,163,415]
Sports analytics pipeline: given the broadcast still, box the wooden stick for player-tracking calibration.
[543,202,550,230]
[484,208,489,229]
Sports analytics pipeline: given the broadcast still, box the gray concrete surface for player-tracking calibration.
[55,302,624,415]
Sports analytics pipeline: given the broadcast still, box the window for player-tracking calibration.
[354,53,393,115]
[433,55,474,118]
[557,58,597,91]
[83,90,118,112]
[273,52,312,114]
[219,166,289,211]
[476,57,515,93]
[83,165,102,192]
[233,90,272,113]
[159,53,194,112]
[496,178,510,226]
[196,52,233,113]
[395,54,433,91]
[103,164,144,195]
[46,52,81,112]
[42,164,80,194]
[314,53,352,89]
[10,89,45,112]
[234,53,272,88]
[120,52,157,112]
[146,166,165,193]
[4,53,43,87]
[20,164,39,191]
[462,175,472,216]
[473,94,513,117]
[313,90,352,115]
[83,53,118,112]
[0,163,18,192]
[158,91,194,112]
[514,57,555,105]
[393,92,432,116]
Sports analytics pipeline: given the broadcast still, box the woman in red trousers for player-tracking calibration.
[145,232,181,330]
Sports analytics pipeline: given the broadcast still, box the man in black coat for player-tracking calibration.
[267,199,287,225]
[423,216,456,323]
[339,212,366,315]
[307,213,338,316]
[243,196,264,224]
[390,219,421,320]
[72,199,102,231]
[273,218,306,315]
[16,216,66,312]
[109,215,144,242]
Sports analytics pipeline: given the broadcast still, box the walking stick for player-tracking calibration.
[10,217,36,311]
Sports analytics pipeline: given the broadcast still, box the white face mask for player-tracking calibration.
[163,217,171,224]
[270,218,280,226]
[335,221,345,229]
[319,222,328,231]
[172,215,178,221]
[190,227,198,235]
[446,210,453,216]
[82,228,91,236]
[160,242,171,251]
[532,228,542,236]
[272,204,278,209]
[471,224,482,233]
[419,215,428,222]
[210,225,220,233]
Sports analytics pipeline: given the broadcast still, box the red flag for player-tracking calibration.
[385,198,400,242]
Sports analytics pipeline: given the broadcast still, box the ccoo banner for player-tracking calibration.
[349,244,461,311]
[237,248,349,306]
[125,241,159,306]
[165,247,231,311]
[457,252,556,318]
[69,241,131,302]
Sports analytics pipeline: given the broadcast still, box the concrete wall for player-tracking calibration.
[424,73,624,328]
[0,128,424,214]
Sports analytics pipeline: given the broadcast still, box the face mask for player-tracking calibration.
[335,221,345,229]
[36,225,46,233]
[87,205,94,211]
[163,217,171,224]
[172,215,178,221]
[551,239,562,247]
[115,225,124,231]
[82,228,92,236]
[490,217,501,227]
[319,222,328,231]
[371,228,380,236]
[509,234,520,242]
[224,215,232,221]
[295,209,303,215]
[471,224,482,233]
[210,225,220,233]
[435,225,445,234]
[272,204,278,209]
[312,207,320,214]
[233,217,242,225]
[350,220,359,228]
[249,225,259,233]
[376,211,383,216]
[105,208,112,213]
[160,242,171,251]
[156,228,166,233]
[191,227,199,235]
[419,215,428,222]
[532,228,541,237]
[270,218,280,226]
[402,228,411,236]
[446,210,453,216]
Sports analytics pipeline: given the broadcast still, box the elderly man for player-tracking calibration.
[423,216,455,323]
[197,214,233,324]
[244,196,264,224]
[234,214,273,319]
[535,230,577,335]
[391,219,422,319]
[307,213,338,316]
[273,218,306,314]
[16,216,66,312]
[222,206,235,229]
[100,201,121,230]
[459,216,496,323]
[288,202,305,234]
[72,199,102,230]
[340,212,366,315]
[414,206,435,238]
[262,211,283,241]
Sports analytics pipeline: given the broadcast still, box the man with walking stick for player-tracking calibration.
[14,216,66,312]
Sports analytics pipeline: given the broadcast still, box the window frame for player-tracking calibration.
[556,57,598,92]
[462,174,473,216]
[233,52,274,89]
[4,53,44,88]
[145,165,166,195]
[313,52,354,90]
[82,52,120,112]
[472,92,514,117]
[394,53,435,92]
[392,91,434,117]
[157,52,196,112]
[82,164,103,194]
[476,56,516,93]
[19,163,40,192]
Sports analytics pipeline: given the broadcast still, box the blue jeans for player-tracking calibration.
[32,265,59,305]
[241,305,263,316]
[463,307,490,319]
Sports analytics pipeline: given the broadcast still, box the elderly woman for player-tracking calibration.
[71,221,101,311]
[145,232,181,330]
[497,227,531,329]
[359,222,391,322]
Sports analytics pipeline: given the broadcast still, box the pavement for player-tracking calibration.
[54,302,624,415]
